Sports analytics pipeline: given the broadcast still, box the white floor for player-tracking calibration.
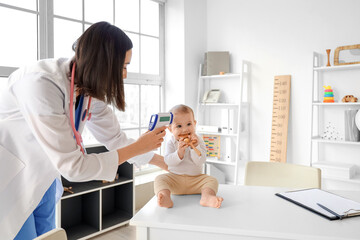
[89,225,136,240]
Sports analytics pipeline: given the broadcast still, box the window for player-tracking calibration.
[0,1,38,73]
[0,0,165,175]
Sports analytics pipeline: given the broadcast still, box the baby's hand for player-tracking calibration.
[190,134,199,147]
[177,139,188,159]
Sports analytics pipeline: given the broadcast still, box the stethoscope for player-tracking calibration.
[70,63,92,154]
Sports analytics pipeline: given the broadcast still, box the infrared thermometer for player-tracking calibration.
[148,112,173,131]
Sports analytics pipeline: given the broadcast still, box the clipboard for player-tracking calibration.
[276,188,360,220]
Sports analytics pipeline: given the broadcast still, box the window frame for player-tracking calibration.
[0,1,40,74]
[0,0,166,175]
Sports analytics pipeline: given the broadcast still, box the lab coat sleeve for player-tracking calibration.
[189,136,207,166]
[85,99,154,167]
[10,73,118,182]
[164,136,182,166]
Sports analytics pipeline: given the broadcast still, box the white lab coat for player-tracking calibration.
[0,58,153,240]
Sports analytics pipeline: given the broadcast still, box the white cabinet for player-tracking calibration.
[310,52,360,190]
[56,145,134,240]
[196,61,250,185]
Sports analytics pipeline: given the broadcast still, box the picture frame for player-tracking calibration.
[334,44,360,66]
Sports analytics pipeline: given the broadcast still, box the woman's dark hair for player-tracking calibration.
[71,21,132,111]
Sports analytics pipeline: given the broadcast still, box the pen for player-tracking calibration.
[317,203,343,220]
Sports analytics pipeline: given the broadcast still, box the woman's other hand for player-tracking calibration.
[149,154,168,171]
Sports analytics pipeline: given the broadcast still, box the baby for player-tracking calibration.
[154,104,223,208]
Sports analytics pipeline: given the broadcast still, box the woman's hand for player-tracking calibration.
[135,126,167,154]
[117,126,166,164]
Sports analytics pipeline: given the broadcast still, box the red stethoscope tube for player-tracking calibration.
[70,63,92,154]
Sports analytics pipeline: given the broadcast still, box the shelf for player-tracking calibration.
[311,53,360,189]
[311,137,360,145]
[322,174,360,184]
[199,103,239,107]
[312,161,356,180]
[197,131,238,137]
[62,177,133,199]
[62,160,134,198]
[313,64,360,72]
[59,145,134,239]
[197,62,250,185]
[206,158,236,166]
[102,211,132,230]
[61,191,100,240]
[102,183,133,229]
[225,181,235,185]
[313,161,356,169]
[312,101,360,106]
[200,73,241,79]
[65,224,99,240]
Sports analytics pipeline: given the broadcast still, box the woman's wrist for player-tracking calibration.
[116,142,139,165]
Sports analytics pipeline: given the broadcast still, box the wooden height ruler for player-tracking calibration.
[270,75,291,163]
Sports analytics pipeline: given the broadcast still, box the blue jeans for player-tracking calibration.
[14,180,56,239]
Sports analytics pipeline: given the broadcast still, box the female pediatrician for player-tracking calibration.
[0,21,167,239]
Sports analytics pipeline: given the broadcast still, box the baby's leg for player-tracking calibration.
[200,187,223,208]
[154,174,177,208]
[157,189,173,208]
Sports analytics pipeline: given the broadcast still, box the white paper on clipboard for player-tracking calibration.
[276,188,360,219]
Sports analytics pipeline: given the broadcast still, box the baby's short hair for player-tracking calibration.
[169,104,195,118]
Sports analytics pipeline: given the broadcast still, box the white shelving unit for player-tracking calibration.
[310,52,360,189]
[196,61,250,185]
[56,145,134,240]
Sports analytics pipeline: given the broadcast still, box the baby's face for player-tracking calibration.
[169,112,197,140]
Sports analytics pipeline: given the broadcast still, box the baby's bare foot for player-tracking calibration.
[200,195,223,208]
[158,192,173,208]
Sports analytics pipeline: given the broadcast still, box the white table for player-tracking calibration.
[130,185,360,240]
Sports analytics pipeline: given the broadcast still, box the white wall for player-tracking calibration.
[205,0,360,169]
[165,0,186,110]
[165,0,207,111]
[165,0,360,187]
[184,0,207,111]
